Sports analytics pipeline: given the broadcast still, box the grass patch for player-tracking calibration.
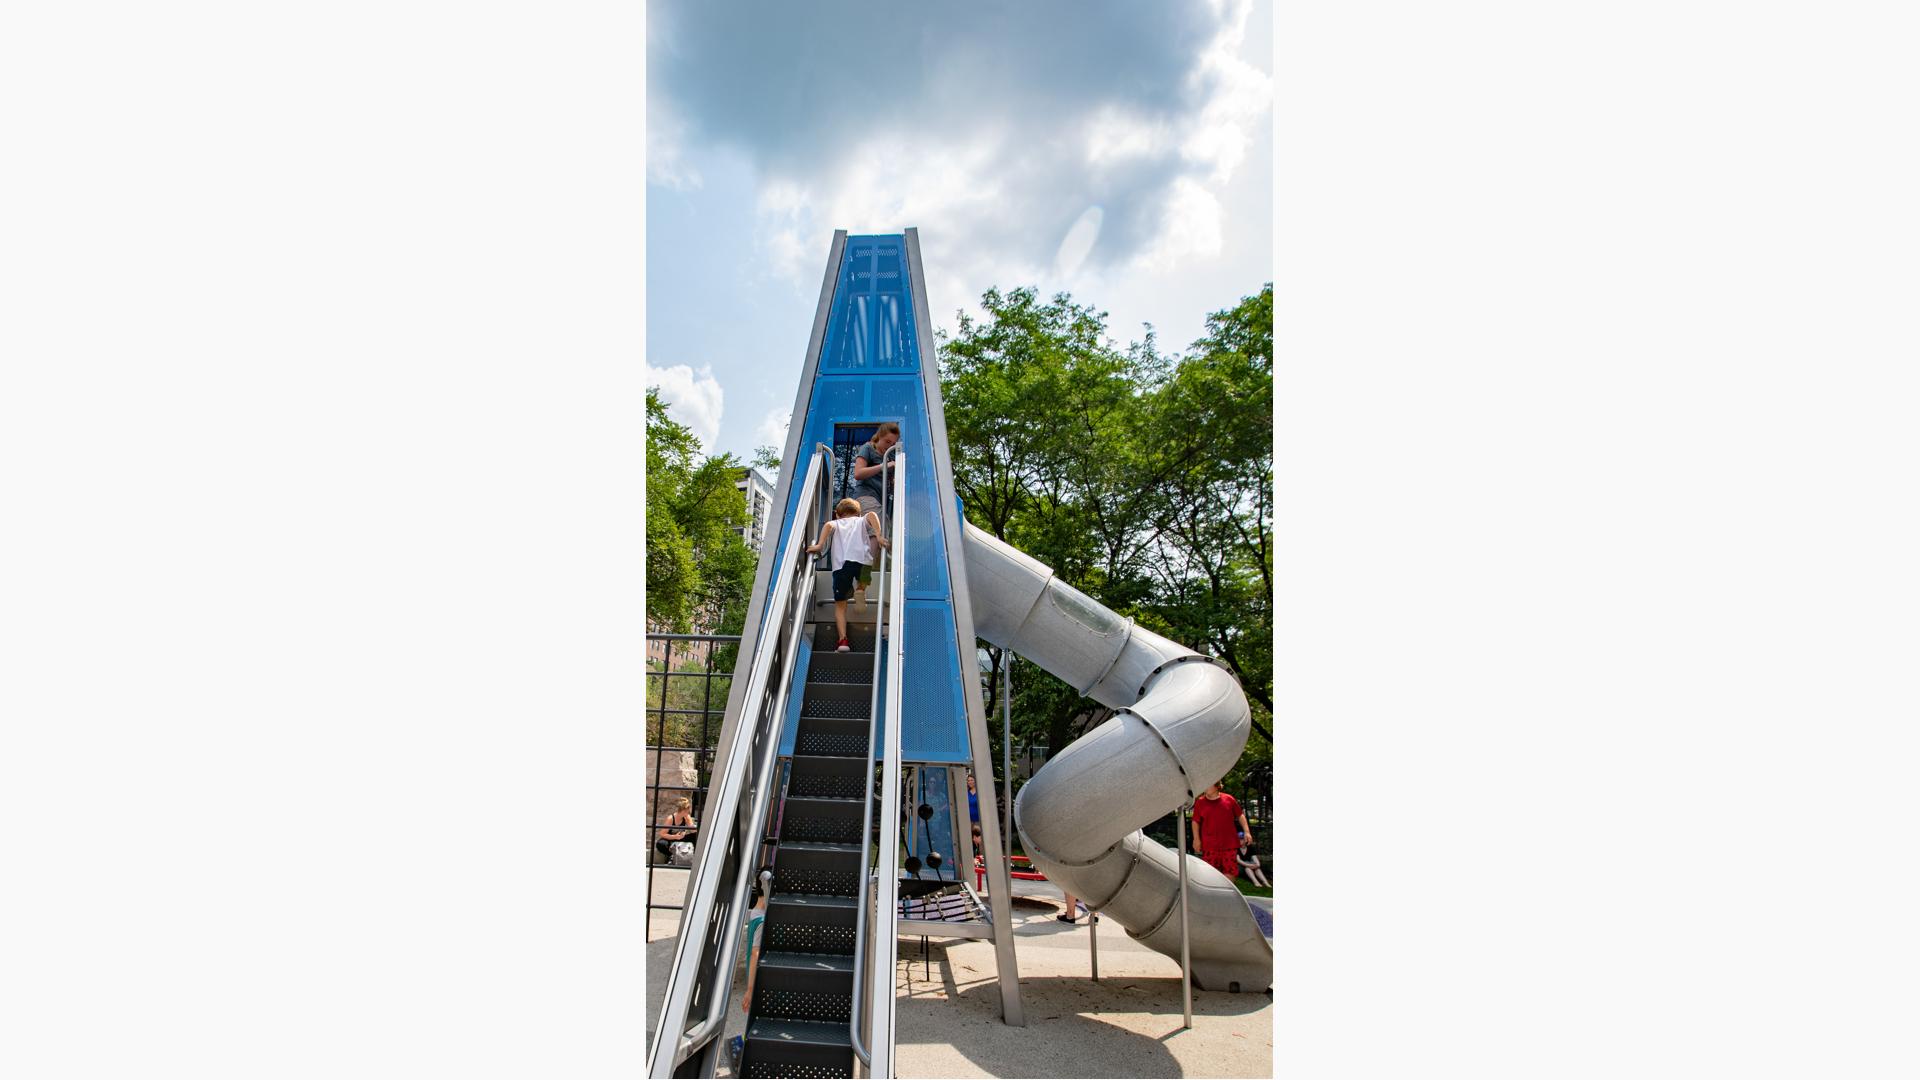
[1233,877,1272,899]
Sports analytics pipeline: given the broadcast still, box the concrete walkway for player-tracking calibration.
[646,866,1273,1078]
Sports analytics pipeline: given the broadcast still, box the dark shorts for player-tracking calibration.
[831,561,867,600]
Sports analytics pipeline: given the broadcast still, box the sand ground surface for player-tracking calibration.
[647,867,1273,1078]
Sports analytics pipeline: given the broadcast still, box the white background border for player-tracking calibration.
[3,2,1915,1076]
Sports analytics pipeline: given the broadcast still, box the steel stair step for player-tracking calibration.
[767,892,858,911]
[812,621,875,651]
[746,1017,854,1048]
[741,1017,854,1079]
[777,794,864,846]
[762,892,858,956]
[795,682,870,720]
[756,950,855,975]
[774,840,862,855]
[786,755,867,800]
[805,651,874,685]
[794,715,871,756]
[808,600,878,626]
[772,833,864,895]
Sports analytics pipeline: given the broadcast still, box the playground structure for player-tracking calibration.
[647,230,1272,1078]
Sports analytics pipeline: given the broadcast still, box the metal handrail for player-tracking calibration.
[849,443,899,1069]
[868,452,908,1077]
[672,447,829,1059]
[647,447,832,1077]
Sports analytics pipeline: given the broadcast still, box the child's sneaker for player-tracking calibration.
[837,638,851,652]
[726,1035,743,1069]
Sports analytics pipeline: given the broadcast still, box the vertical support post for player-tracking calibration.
[1177,802,1193,1030]
[1001,655,1013,859]
[1090,903,1099,982]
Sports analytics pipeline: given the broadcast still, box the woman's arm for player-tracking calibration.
[852,446,893,482]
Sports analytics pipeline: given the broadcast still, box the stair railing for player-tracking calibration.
[849,444,900,1072]
[647,446,833,1078]
[851,451,907,1076]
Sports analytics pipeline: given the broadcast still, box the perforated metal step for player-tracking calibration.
[805,651,874,685]
[741,1017,854,1079]
[777,797,863,846]
[771,835,863,896]
[793,717,870,757]
[796,682,869,720]
[761,892,859,957]
[750,950,854,1023]
[811,621,875,651]
[786,754,867,800]
[808,600,877,627]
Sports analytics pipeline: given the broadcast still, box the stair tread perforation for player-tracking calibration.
[745,1017,853,1047]
[769,892,858,908]
[774,840,864,853]
[756,951,856,974]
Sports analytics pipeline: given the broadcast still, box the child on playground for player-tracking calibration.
[805,497,890,652]
[1190,782,1253,879]
[740,879,769,1010]
[726,881,771,1068]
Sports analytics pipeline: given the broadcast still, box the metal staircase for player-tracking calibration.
[744,447,905,1079]
[650,445,907,1079]
[651,229,1025,1077]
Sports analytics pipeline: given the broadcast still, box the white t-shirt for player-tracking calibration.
[826,515,876,570]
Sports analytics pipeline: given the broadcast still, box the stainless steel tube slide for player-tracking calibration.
[963,524,1272,993]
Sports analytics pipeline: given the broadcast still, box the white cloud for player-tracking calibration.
[647,98,701,191]
[681,0,1269,312]
[1085,107,1171,167]
[1137,178,1224,271]
[652,0,1271,345]
[755,406,790,450]
[646,363,724,449]
[1179,2,1272,182]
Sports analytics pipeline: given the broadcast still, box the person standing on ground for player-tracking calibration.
[1190,782,1251,879]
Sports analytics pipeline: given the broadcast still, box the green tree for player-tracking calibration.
[646,387,758,634]
[940,283,1274,795]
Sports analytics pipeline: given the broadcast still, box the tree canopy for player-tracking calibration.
[645,387,758,636]
[943,284,1274,803]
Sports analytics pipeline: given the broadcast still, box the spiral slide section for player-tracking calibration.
[963,524,1272,993]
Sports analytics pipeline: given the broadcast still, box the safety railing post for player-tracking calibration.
[1178,800,1193,1030]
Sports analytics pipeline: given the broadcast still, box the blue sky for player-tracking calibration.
[646,0,1273,462]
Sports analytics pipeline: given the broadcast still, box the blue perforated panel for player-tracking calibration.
[815,378,865,420]
[902,443,947,599]
[867,377,917,419]
[777,637,811,758]
[821,238,914,372]
[900,599,968,762]
[757,234,975,771]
